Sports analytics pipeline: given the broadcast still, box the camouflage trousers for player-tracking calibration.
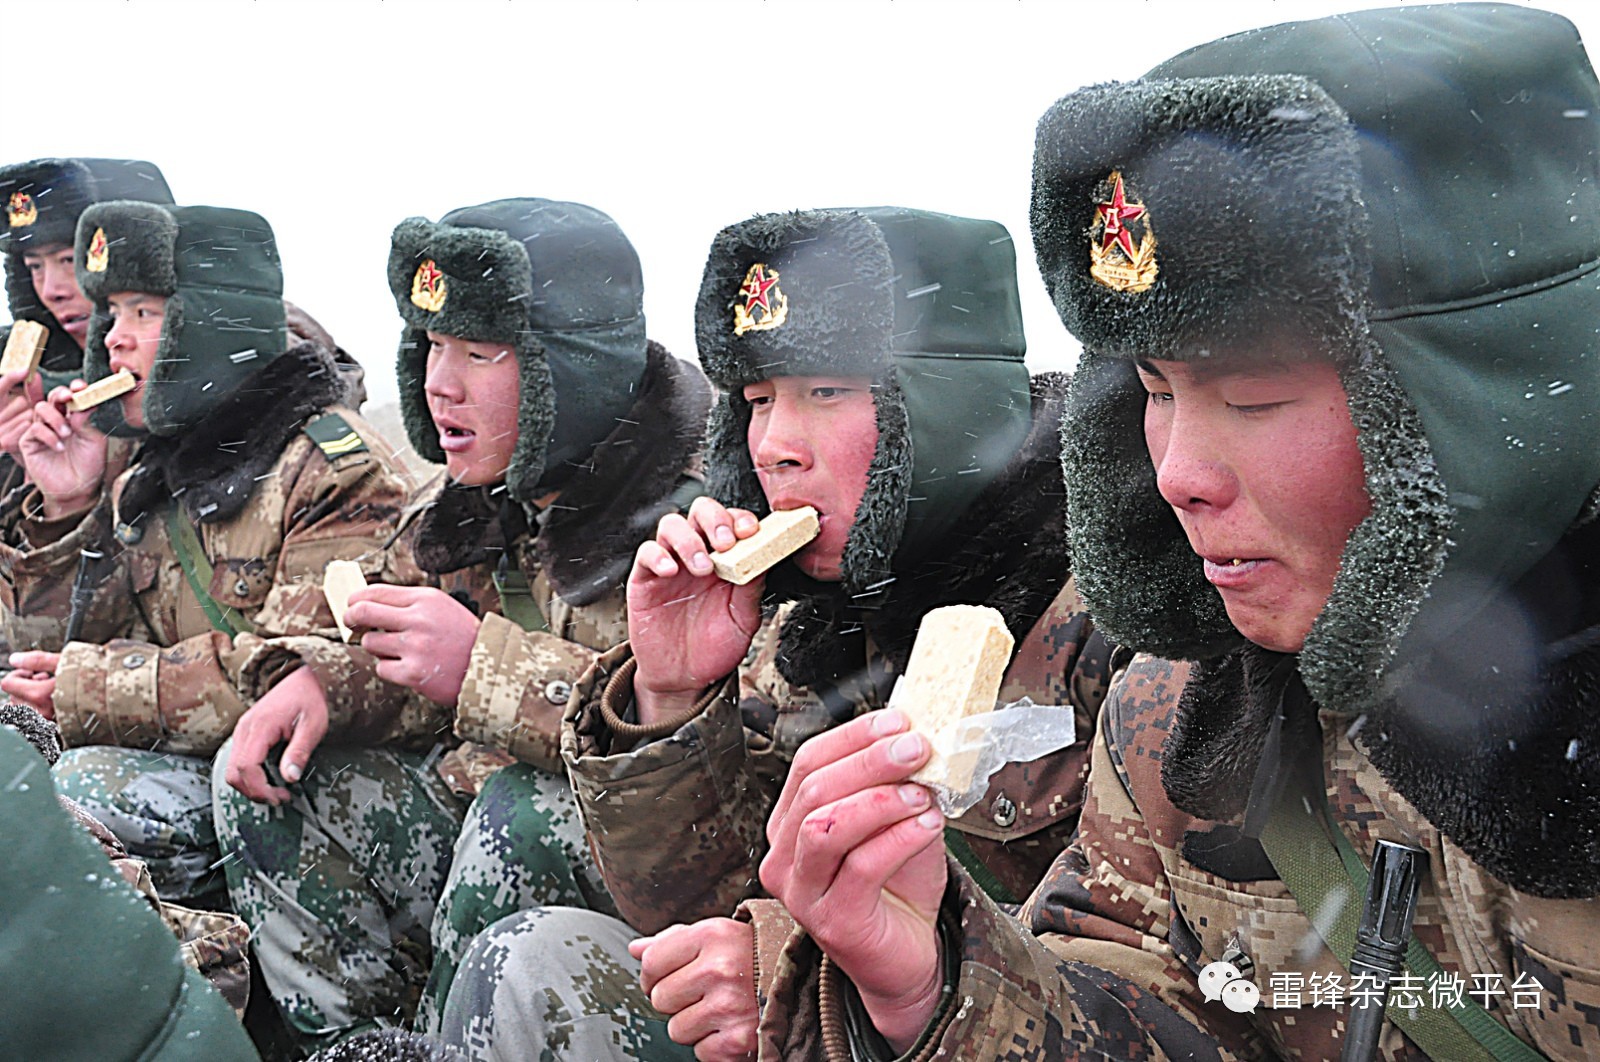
[52,745,226,906]
[212,740,467,1050]
[416,761,619,1035]
[438,906,694,1062]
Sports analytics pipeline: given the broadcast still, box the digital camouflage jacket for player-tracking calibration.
[757,651,1600,1060]
[413,342,710,791]
[0,342,420,755]
[564,375,1114,935]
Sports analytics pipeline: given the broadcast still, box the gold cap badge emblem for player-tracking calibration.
[733,263,788,336]
[1089,172,1158,293]
[85,228,110,273]
[411,258,447,313]
[7,192,37,229]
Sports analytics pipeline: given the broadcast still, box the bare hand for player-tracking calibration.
[629,497,765,725]
[3,650,60,719]
[18,382,108,519]
[225,666,330,804]
[631,919,757,1061]
[0,367,45,460]
[343,584,480,706]
[759,710,948,1053]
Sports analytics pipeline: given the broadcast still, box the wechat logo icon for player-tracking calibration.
[1200,960,1261,1014]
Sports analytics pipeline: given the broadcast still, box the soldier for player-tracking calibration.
[213,198,711,1047]
[438,206,1111,1059]
[757,5,1600,1060]
[0,160,175,634]
[0,199,415,916]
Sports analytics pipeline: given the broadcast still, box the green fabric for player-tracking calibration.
[1258,767,1546,1061]
[492,567,549,634]
[942,826,1017,906]
[0,728,257,1061]
[302,412,369,460]
[164,501,257,639]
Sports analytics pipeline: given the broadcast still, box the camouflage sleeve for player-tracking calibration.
[454,611,605,774]
[563,643,784,934]
[0,492,135,655]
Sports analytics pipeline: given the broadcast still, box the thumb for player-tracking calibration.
[279,711,327,784]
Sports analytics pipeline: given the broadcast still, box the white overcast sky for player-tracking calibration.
[13,0,1600,410]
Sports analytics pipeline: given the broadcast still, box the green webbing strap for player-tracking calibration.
[1259,777,1546,1061]
[163,503,257,640]
[492,567,549,634]
[665,474,706,515]
[943,826,1018,906]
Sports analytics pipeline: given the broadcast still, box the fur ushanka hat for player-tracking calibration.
[388,198,649,508]
[1037,4,1600,720]
[696,207,1033,598]
[0,158,173,375]
[74,201,287,437]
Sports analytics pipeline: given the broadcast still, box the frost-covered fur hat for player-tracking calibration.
[696,207,1032,596]
[389,198,649,505]
[75,201,287,436]
[0,158,172,374]
[1037,4,1600,716]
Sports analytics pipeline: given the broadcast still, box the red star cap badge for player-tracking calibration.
[740,264,779,314]
[1096,174,1146,260]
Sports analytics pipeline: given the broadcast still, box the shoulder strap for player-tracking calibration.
[943,826,1018,906]
[1258,763,1547,1061]
[491,562,550,634]
[163,502,257,639]
[302,413,368,461]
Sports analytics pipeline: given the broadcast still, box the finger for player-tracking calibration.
[0,367,28,396]
[686,496,738,552]
[373,656,424,691]
[654,512,715,577]
[345,583,425,608]
[632,539,681,581]
[779,783,941,900]
[341,599,413,635]
[225,728,291,805]
[727,508,761,539]
[0,673,51,709]
[279,709,329,786]
[636,929,704,996]
[31,397,71,441]
[9,650,58,673]
[356,630,410,660]
[768,710,915,845]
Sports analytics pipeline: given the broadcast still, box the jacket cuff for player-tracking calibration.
[3,493,97,567]
[55,639,163,748]
[596,655,722,749]
[239,635,448,746]
[453,611,598,771]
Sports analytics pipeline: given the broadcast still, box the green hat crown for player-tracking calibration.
[76,201,286,437]
[388,198,649,502]
[1037,4,1600,714]
[1,158,173,374]
[696,206,1032,594]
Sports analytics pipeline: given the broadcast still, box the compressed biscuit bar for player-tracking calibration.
[323,560,367,641]
[710,506,820,585]
[66,370,136,411]
[0,320,47,376]
[901,604,1015,796]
